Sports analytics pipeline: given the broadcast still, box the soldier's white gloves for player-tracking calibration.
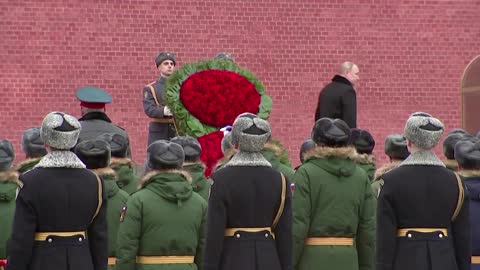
[163,106,173,116]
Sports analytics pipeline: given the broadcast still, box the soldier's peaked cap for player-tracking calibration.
[76,86,112,109]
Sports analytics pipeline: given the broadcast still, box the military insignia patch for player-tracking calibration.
[120,206,127,222]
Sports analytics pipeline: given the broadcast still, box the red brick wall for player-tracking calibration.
[1,1,479,167]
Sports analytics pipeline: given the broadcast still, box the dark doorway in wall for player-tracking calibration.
[461,55,480,135]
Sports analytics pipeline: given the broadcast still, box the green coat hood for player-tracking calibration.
[303,146,358,177]
[141,170,193,206]
[0,171,21,202]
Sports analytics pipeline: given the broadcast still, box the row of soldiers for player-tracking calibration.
[0,111,479,270]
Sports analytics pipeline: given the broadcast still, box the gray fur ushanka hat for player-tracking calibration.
[40,112,81,150]
[21,127,47,158]
[0,140,15,171]
[384,134,410,160]
[231,113,271,152]
[147,140,185,170]
[404,112,444,149]
[170,136,202,162]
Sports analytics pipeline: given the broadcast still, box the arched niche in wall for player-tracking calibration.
[461,55,480,135]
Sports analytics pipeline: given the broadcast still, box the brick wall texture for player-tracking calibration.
[1,0,480,167]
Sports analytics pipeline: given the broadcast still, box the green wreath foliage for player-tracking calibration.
[165,59,273,137]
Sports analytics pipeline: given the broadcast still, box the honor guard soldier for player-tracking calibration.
[371,134,410,197]
[6,112,108,270]
[171,136,211,201]
[14,127,47,174]
[0,140,21,266]
[455,139,480,269]
[76,86,131,156]
[98,133,137,195]
[203,113,292,270]
[116,140,207,270]
[143,52,177,146]
[443,131,472,171]
[376,112,471,270]
[75,139,130,269]
[349,128,376,181]
[293,118,375,270]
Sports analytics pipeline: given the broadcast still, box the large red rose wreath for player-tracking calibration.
[165,59,272,176]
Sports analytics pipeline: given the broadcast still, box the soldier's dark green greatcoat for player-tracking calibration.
[355,154,376,182]
[116,170,207,270]
[293,147,376,270]
[0,171,21,260]
[183,163,210,202]
[261,142,295,182]
[376,151,471,270]
[110,158,137,195]
[93,168,129,269]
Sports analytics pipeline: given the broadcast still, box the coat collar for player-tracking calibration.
[140,169,192,188]
[0,170,22,187]
[374,161,401,180]
[303,146,358,162]
[399,150,445,167]
[354,153,376,165]
[225,152,272,167]
[35,151,86,169]
[332,75,353,86]
[13,157,42,171]
[79,111,112,123]
[91,167,117,178]
[110,157,133,168]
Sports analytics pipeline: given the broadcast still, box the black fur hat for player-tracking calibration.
[74,139,111,169]
[312,118,351,147]
[349,128,375,154]
[455,139,480,169]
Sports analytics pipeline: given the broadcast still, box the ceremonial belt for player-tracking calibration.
[151,117,174,124]
[305,237,354,246]
[34,231,86,241]
[136,256,194,264]
[397,228,448,237]
[225,227,274,238]
[108,257,116,265]
[472,256,480,264]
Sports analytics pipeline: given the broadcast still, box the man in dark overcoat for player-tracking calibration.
[6,112,108,270]
[203,113,292,270]
[314,61,359,128]
[376,112,471,270]
[143,51,177,146]
[76,86,131,156]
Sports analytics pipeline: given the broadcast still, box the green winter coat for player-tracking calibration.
[116,170,207,270]
[93,168,130,267]
[0,171,21,259]
[111,158,138,195]
[262,142,295,181]
[354,154,376,182]
[14,158,41,174]
[183,163,210,202]
[293,147,376,270]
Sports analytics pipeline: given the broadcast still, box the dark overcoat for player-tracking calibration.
[6,152,108,270]
[203,166,292,270]
[460,171,480,270]
[314,75,356,128]
[377,153,471,270]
